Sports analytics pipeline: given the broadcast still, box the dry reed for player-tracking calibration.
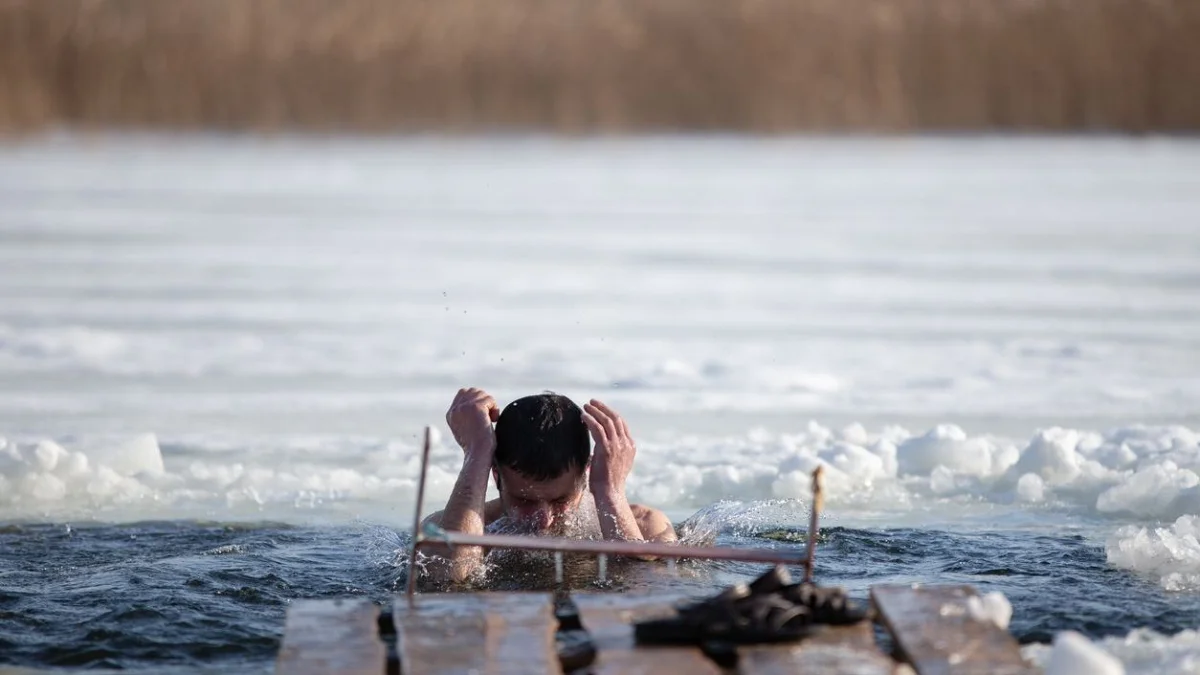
[1,0,1198,134]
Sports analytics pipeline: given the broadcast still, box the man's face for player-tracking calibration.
[494,466,586,536]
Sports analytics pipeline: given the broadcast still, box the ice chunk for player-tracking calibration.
[1096,462,1199,518]
[1016,473,1045,502]
[897,425,996,477]
[1011,428,1082,486]
[77,433,165,476]
[966,591,1012,630]
[33,440,68,472]
[1106,516,1200,591]
[1046,631,1124,675]
[21,473,66,501]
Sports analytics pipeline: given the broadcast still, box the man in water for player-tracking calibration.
[422,387,675,584]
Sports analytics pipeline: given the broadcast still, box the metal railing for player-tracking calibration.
[404,427,824,605]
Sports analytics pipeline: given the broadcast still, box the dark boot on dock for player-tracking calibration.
[633,565,868,646]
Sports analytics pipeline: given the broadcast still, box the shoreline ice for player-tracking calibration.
[3,422,1198,588]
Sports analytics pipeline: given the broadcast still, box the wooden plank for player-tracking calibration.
[393,592,560,675]
[871,585,1040,675]
[571,593,722,675]
[275,597,385,675]
[740,621,898,675]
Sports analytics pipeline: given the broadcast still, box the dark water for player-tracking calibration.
[2,518,1197,672]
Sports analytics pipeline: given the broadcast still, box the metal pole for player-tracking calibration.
[404,426,433,607]
[416,530,811,565]
[804,465,824,583]
[401,423,826,588]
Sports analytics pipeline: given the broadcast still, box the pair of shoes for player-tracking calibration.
[633,565,866,646]
[748,565,868,626]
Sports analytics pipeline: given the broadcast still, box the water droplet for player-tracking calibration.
[597,554,607,583]
[666,557,676,573]
[555,552,564,585]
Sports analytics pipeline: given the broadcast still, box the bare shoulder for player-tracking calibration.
[483,498,505,525]
[630,503,677,543]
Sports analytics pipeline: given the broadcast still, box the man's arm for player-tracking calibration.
[420,388,500,585]
[583,399,675,547]
[422,499,505,533]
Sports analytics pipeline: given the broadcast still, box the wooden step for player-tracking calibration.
[275,597,385,675]
[870,584,1040,675]
[569,591,896,675]
[275,586,1042,674]
[740,621,898,675]
[571,593,723,675]
[392,592,560,675]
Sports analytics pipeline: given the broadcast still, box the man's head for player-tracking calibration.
[492,392,591,534]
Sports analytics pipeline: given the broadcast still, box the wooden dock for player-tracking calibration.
[276,583,1041,674]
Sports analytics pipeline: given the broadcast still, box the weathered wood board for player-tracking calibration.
[871,585,1039,675]
[570,593,722,675]
[275,597,386,675]
[740,621,898,675]
[393,592,560,675]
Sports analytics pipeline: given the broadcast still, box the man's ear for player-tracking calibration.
[491,467,501,492]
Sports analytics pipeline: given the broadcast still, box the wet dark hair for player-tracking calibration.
[494,392,590,481]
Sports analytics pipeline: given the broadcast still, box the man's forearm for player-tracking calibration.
[594,488,644,542]
[424,453,492,583]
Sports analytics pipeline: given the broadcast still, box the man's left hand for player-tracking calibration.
[582,399,636,498]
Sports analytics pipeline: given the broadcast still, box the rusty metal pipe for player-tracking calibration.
[403,426,433,606]
[417,529,811,565]
[403,420,827,604]
[804,465,824,583]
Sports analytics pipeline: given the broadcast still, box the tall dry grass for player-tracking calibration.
[1,0,1198,133]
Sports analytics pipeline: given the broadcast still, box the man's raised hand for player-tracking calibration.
[582,399,636,498]
[446,387,500,459]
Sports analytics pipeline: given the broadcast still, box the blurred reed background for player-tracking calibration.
[1,0,1198,134]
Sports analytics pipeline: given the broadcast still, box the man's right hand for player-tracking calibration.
[423,387,501,586]
[446,387,500,458]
